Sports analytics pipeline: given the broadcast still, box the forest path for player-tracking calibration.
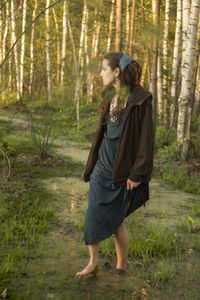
[1,112,200,299]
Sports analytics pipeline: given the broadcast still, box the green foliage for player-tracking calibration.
[155,126,176,150]
[178,216,199,233]
[144,260,176,287]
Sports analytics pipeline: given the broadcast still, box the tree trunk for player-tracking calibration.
[177,0,200,159]
[10,0,20,100]
[162,0,170,126]
[150,0,160,125]
[191,16,200,112]
[125,0,130,52]
[140,52,148,87]
[52,8,61,84]
[129,0,136,56]
[29,0,37,96]
[84,5,90,102]
[45,0,52,101]
[1,2,8,100]
[66,0,80,130]
[19,0,27,97]
[106,0,115,53]
[170,0,182,128]
[115,0,122,52]
[88,9,100,102]
[157,46,163,122]
[193,55,200,115]
[60,0,67,86]
[181,0,191,79]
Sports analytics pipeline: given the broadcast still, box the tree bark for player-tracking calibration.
[19,0,27,97]
[60,0,67,86]
[157,46,163,122]
[45,0,52,101]
[106,0,115,53]
[29,0,37,96]
[162,0,170,126]
[10,0,20,100]
[170,0,182,128]
[129,0,136,56]
[52,7,61,84]
[115,0,122,52]
[125,0,130,52]
[177,0,200,159]
[150,0,160,125]
[1,2,8,100]
[66,0,80,130]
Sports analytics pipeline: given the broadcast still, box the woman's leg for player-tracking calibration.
[114,222,129,270]
[76,242,99,276]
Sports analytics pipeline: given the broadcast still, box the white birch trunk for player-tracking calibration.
[106,0,115,53]
[52,8,61,84]
[84,6,90,102]
[193,55,200,114]
[60,0,67,86]
[29,0,37,96]
[66,0,80,129]
[181,0,191,79]
[129,0,136,56]
[162,0,170,125]
[45,0,52,101]
[88,18,100,102]
[170,0,182,128]
[2,1,9,100]
[157,46,163,121]
[193,15,200,115]
[177,0,200,159]
[79,0,87,78]
[125,0,130,52]
[19,0,27,96]
[10,0,20,100]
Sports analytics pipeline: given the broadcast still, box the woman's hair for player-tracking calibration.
[100,52,142,123]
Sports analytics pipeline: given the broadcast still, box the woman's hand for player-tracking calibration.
[126,179,141,190]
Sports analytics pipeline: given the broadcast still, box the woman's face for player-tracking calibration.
[100,59,117,87]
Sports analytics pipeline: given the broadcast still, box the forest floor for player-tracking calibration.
[0,107,200,300]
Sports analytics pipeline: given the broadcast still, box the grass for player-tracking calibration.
[0,119,85,296]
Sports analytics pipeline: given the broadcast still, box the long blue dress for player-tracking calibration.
[84,106,149,245]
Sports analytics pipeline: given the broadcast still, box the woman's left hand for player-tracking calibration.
[126,179,141,190]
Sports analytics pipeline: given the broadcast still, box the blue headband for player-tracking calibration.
[119,54,133,71]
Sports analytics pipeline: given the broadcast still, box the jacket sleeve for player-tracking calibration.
[129,99,154,182]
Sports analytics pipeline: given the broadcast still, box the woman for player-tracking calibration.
[76,52,154,277]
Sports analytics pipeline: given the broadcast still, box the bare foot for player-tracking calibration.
[116,262,126,271]
[76,263,98,277]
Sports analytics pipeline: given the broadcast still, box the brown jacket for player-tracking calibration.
[83,85,154,186]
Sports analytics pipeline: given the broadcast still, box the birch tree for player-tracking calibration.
[66,0,80,129]
[52,8,61,84]
[106,0,115,53]
[29,0,37,96]
[150,0,160,124]
[162,0,170,126]
[125,0,130,52]
[129,0,136,56]
[60,0,67,86]
[157,46,163,121]
[177,0,200,159]
[170,0,182,128]
[88,9,100,102]
[10,0,20,100]
[19,0,27,96]
[115,0,122,51]
[1,2,9,100]
[45,0,52,101]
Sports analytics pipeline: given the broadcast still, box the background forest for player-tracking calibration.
[0,1,200,299]
[0,0,200,160]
